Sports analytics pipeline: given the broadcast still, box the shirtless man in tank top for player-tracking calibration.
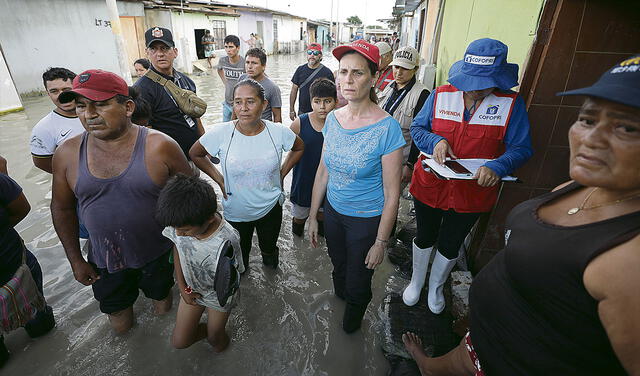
[51,70,192,334]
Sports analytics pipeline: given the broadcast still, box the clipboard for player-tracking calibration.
[420,152,518,182]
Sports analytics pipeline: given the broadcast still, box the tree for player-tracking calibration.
[347,15,362,25]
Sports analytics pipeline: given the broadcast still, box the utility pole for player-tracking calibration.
[105,0,132,84]
[336,0,340,44]
[330,0,334,47]
[363,0,367,41]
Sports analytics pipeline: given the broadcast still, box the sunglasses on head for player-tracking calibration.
[307,50,321,56]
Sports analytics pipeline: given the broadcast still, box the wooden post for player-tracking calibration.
[105,0,133,84]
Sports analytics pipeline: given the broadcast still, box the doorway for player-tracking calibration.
[194,29,207,59]
[256,20,264,42]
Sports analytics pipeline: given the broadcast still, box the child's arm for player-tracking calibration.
[173,246,201,305]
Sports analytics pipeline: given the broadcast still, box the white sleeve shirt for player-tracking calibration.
[30,111,85,156]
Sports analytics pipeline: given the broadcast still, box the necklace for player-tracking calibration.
[567,187,640,215]
[236,119,264,136]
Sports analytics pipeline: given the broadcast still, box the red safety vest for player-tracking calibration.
[410,84,517,213]
[376,67,394,91]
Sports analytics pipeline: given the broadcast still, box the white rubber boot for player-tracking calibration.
[402,240,433,306]
[427,251,457,314]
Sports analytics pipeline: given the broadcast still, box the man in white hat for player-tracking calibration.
[374,41,394,93]
[379,46,430,186]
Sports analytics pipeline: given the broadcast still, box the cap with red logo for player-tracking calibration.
[145,26,175,48]
[307,43,322,52]
[332,40,380,69]
[59,70,129,103]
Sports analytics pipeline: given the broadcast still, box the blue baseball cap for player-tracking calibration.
[447,38,519,92]
[557,55,640,109]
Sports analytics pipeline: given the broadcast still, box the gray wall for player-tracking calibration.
[0,0,142,94]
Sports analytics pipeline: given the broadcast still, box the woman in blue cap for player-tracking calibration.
[403,38,533,314]
[403,55,640,375]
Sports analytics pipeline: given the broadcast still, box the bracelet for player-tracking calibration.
[290,111,296,114]
[375,237,388,244]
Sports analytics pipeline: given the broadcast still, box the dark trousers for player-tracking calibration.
[228,203,283,270]
[413,198,482,260]
[324,200,381,307]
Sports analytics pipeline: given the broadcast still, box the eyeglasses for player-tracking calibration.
[307,50,321,56]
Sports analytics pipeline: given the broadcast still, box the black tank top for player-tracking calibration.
[469,182,640,375]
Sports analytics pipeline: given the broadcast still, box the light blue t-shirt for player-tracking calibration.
[199,120,296,222]
[323,111,405,217]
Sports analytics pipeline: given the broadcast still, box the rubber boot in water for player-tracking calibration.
[0,336,8,368]
[402,240,432,306]
[292,220,305,237]
[427,251,457,314]
[24,305,56,338]
[342,303,367,333]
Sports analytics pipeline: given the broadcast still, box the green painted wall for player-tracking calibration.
[435,0,545,88]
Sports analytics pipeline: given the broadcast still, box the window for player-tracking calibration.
[211,20,226,49]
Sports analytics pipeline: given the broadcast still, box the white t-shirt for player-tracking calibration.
[30,111,85,156]
[199,120,296,222]
[163,218,244,311]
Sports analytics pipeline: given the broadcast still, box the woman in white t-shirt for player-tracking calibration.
[190,79,304,271]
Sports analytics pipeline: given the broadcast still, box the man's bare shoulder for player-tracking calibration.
[146,129,182,153]
[54,133,83,157]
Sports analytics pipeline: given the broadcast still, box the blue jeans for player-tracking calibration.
[222,102,233,122]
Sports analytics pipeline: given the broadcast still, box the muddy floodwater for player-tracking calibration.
[0,52,405,375]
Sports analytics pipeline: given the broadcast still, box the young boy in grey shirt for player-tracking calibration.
[216,35,245,122]
[157,174,244,352]
[235,48,282,122]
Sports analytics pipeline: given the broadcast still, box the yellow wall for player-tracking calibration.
[434,0,544,87]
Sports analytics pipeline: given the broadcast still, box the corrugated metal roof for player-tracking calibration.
[392,0,422,15]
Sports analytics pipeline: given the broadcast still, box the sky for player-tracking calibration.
[224,0,397,27]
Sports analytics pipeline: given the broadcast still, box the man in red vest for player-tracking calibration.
[374,41,394,93]
[403,38,533,314]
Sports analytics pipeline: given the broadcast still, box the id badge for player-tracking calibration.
[184,114,196,128]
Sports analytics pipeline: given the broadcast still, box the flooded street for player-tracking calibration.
[0,52,401,375]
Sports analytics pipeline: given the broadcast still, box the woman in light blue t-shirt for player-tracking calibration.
[308,41,405,333]
[190,79,304,271]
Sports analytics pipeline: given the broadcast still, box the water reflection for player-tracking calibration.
[0,52,394,376]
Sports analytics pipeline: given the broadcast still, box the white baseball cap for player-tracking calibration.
[391,46,420,70]
[375,41,392,56]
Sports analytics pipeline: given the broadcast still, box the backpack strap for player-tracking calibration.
[143,69,169,87]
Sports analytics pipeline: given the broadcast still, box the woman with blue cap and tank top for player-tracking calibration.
[402,54,640,376]
[402,38,533,316]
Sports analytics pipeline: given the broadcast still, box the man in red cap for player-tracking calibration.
[289,43,335,120]
[51,69,192,334]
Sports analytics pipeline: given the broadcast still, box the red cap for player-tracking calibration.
[332,40,380,69]
[307,43,322,52]
[59,69,129,103]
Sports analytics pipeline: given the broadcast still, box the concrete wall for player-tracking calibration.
[0,0,132,94]
[0,48,22,114]
[434,0,544,86]
[170,11,239,72]
[144,8,173,30]
[117,1,144,17]
[272,15,306,53]
[317,26,330,46]
[238,10,274,55]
